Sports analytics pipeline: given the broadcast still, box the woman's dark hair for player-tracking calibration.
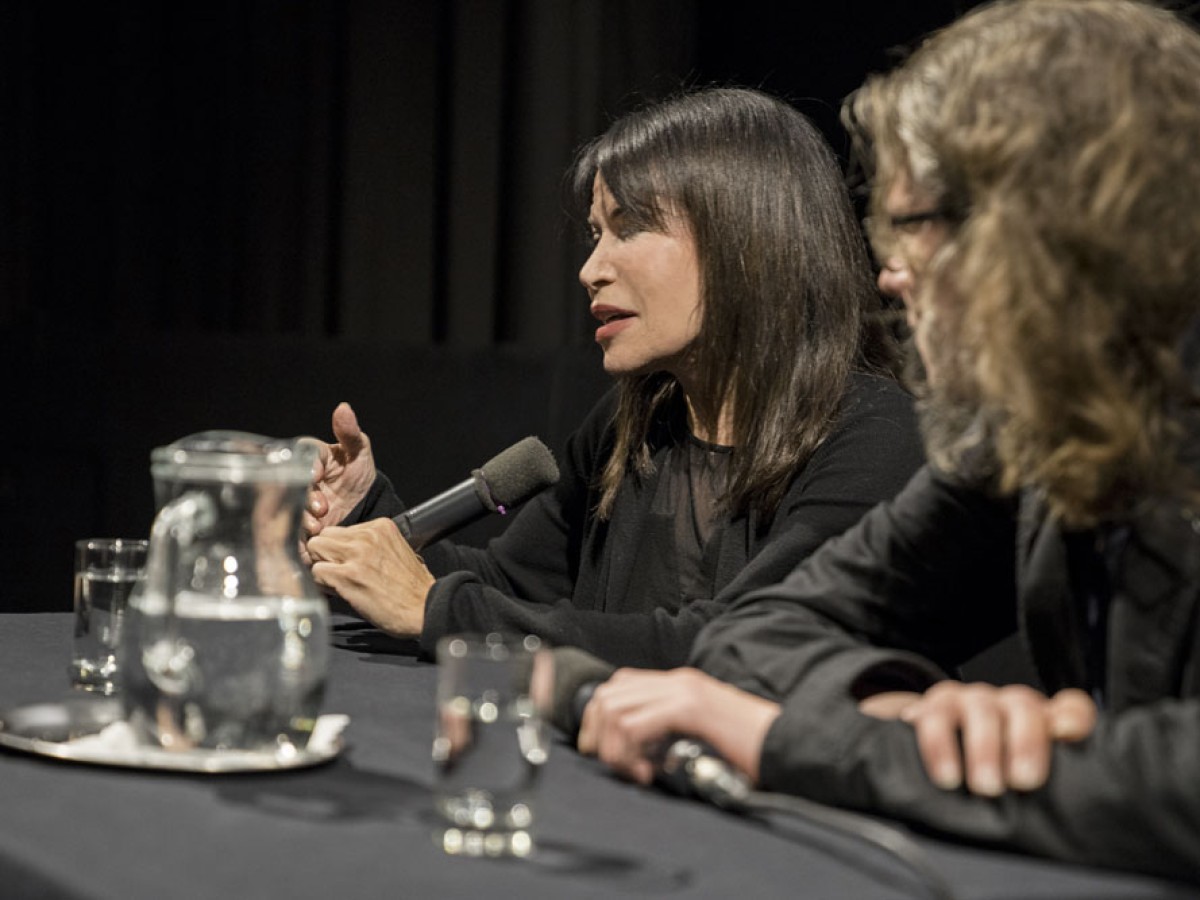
[571,86,893,525]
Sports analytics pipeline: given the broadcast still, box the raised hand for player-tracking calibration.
[301,402,378,556]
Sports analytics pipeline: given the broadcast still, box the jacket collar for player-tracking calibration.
[1017,490,1200,705]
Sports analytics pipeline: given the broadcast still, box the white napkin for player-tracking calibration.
[66,714,351,759]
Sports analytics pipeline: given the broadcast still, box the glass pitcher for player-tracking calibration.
[120,431,330,755]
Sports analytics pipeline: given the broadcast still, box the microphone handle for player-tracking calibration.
[396,479,487,550]
[658,738,752,810]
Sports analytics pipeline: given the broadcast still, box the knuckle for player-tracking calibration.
[926,680,962,699]
[589,683,616,715]
[914,718,952,752]
[922,684,963,712]
[998,684,1038,703]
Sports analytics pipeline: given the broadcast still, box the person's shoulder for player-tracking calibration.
[808,370,925,475]
[838,370,918,427]
[556,385,620,476]
[574,386,620,436]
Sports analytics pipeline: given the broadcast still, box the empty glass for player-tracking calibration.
[433,633,553,858]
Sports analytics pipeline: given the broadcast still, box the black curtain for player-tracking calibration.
[1,0,699,346]
[0,0,998,610]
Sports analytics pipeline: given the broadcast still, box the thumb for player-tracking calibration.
[1048,688,1098,742]
[331,401,369,455]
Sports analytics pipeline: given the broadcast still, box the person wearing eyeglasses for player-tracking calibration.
[576,0,1200,882]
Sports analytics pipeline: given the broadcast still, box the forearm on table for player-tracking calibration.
[759,692,1200,884]
[420,577,729,668]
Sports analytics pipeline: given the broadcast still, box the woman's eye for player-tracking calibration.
[607,206,642,241]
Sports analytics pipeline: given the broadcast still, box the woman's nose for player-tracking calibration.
[579,244,611,291]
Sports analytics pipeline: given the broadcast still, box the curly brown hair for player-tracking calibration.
[846,0,1200,526]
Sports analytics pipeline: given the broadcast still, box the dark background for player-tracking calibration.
[1,0,993,611]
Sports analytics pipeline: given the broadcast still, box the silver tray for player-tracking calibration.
[0,695,348,773]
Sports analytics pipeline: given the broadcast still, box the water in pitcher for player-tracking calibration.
[121,590,330,753]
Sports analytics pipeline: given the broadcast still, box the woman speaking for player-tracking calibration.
[303,87,923,668]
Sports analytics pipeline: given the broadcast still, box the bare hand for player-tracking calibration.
[300,402,377,561]
[859,683,1097,795]
[307,518,434,637]
[577,667,780,787]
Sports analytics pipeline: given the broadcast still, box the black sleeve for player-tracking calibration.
[712,373,929,606]
[695,469,1200,883]
[412,392,722,666]
[342,472,406,524]
[413,393,611,656]
[419,573,735,666]
[417,379,928,668]
[760,683,1200,884]
[690,466,1020,700]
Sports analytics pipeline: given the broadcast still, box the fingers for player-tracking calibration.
[302,490,329,540]
[958,690,1006,796]
[999,687,1057,791]
[302,512,320,540]
[901,682,1081,797]
[307,522,389,564]
[592,702,666,786]
[1047,688,1098,742]
[331,402,369,456]
[858,690,923,720]
[296,437,326,482]
[307,520,429,637]
[904,683,971,792]
[306,526,347,578]
[577,695,600,756]
[575,669,698,786]
[578,670,777,789]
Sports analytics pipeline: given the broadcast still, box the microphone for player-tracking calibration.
[549,661,951,898]
[547,646,752,809]
[658,738,752,810]
[395,436,559,550]
[549,646,616,736]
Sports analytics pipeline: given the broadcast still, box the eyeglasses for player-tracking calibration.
[886,208,956,230]
[865,206,961,265]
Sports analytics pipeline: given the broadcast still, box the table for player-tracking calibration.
[0,613,1194,900]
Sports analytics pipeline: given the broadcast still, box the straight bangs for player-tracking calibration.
[572,87,886,523]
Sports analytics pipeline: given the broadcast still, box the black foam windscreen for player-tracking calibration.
[475,436,559,512]
[548,645,616,737]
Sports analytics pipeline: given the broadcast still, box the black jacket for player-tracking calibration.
[692,464,1200,883]
[350,373,924,668]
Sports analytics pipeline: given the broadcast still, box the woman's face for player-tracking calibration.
[579,174,703,382]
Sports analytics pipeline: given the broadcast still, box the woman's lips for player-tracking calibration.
[592,306,635,343]
[595,315,634,342]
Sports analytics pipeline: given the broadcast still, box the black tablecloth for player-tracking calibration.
[0,612,1194,900]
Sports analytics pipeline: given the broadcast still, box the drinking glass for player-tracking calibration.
[433,633,553,858]
[70,538,149,694]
